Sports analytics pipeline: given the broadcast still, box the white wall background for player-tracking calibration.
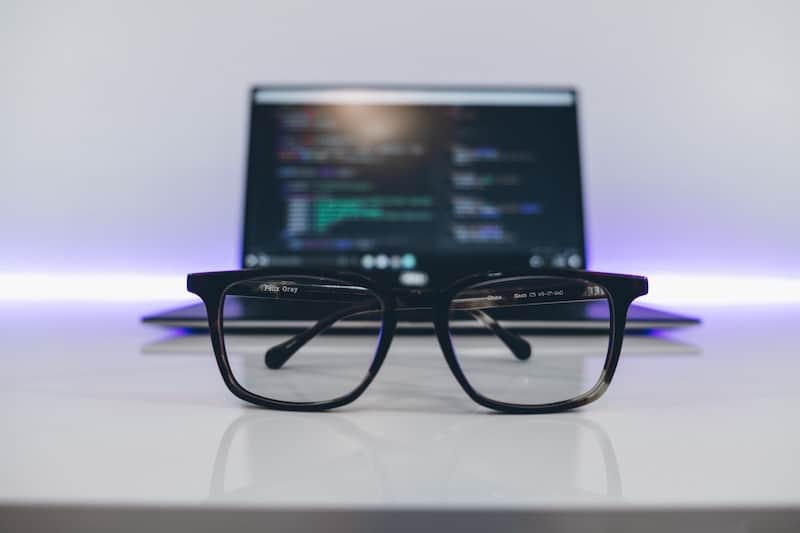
[2,0,799,279]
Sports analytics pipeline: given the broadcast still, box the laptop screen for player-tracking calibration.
[242,86,586,287]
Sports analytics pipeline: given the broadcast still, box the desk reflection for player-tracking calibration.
[207,411,622,503]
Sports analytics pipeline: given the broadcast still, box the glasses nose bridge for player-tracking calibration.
[392,288,438,309]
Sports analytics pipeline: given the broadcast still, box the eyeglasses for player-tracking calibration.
[187,268,648,413]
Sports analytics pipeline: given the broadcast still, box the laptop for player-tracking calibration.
[144,85,699,331]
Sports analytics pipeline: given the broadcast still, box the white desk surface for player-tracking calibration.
[2,301,799,532]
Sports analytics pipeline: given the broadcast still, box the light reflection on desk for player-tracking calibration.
[207,411,622,504]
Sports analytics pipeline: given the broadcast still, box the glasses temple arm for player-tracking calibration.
[264,301,380,369]
[468,309,532,360]
[264,306,531,370]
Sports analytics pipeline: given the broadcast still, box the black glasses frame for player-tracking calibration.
[187,268,648,414]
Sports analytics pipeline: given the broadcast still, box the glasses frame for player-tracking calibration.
[187,268,648,414]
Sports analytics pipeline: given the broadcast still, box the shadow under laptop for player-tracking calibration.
[142,332,700,414]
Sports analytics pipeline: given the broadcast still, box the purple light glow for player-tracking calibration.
[0,274,193,302]
[0,273,798,305]
[639,273,800,307]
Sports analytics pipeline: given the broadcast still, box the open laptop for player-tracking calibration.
[144,85,698,331]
